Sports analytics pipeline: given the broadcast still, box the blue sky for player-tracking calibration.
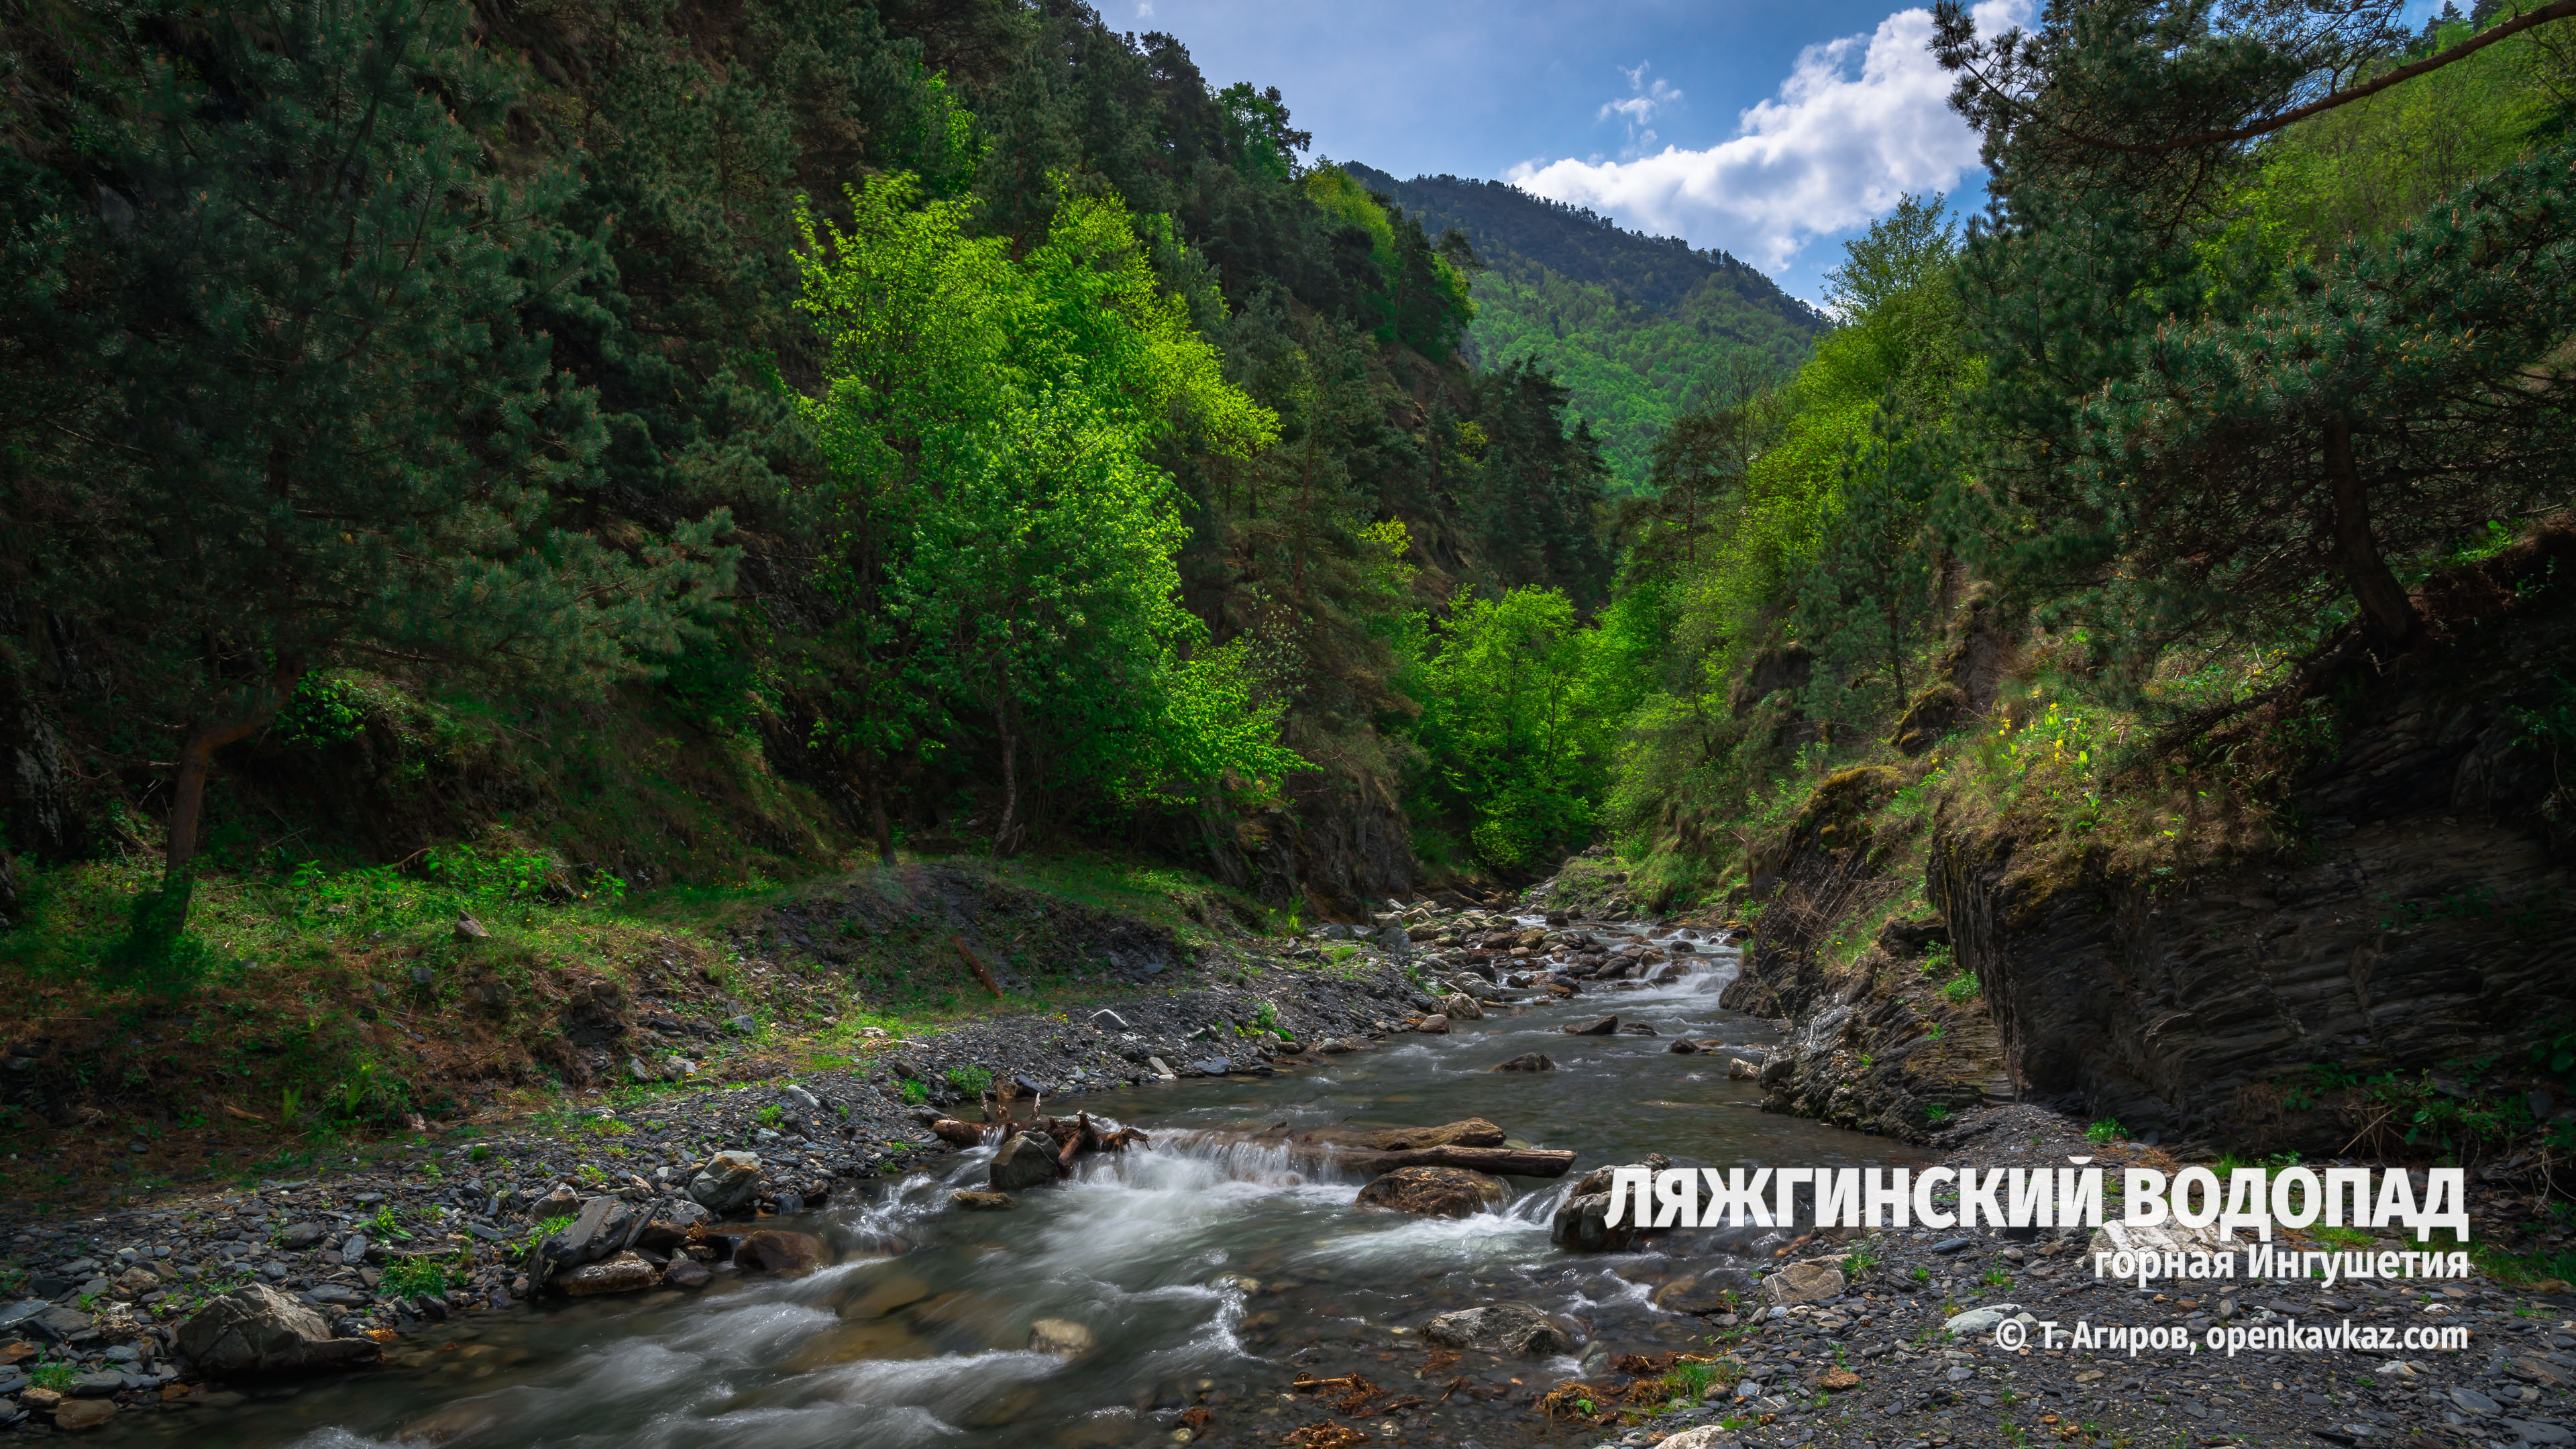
[1134,0,2459,303]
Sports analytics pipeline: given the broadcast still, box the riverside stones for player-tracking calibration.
[686,1151,765,1215]
[1352,1167,1509,1218]
[1563,1015,1618,1036]
[735,1230,824,1275]
[556,1251,657,1296]
[175,1285,381,1375]
[988,1131,1061,1191]
[1491,1052,1555,1072]
[1421,1302,1580,1357]
[1438,992,1484,1020]
[1414,1014,1450,1034]
[1761,1259,1846,1306]
[51,1397,114,1431]
[1652,1267,1760,1315]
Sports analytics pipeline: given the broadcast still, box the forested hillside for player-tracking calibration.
[1345,163,1826,491]
[0,0,1630,929]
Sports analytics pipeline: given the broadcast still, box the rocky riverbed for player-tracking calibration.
[2,893,2567,1449]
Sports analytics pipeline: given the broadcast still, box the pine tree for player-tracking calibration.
[40,0,734,883]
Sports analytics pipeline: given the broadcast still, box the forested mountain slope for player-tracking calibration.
[1344,163,1825,491]
[0,0,1618,925]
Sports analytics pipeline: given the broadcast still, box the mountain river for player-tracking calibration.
[142,924,1925,1449]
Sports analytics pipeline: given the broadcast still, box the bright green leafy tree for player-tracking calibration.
[793,174,1299,855]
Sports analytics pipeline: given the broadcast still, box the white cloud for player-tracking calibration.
[1596,62,1682,158]
[1509,1,2027,270]
[1136,0,1155,16]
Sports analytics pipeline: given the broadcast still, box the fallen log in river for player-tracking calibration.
[1307,1144,1574,1178]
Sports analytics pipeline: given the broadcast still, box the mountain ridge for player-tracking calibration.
[1344,162,1826,491]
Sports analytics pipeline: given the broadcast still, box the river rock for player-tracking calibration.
[1438,992,1484,1020]
[175,1285,382,1375]
[1668,1038,1700,1053]
[736,1230,824,1275]
[1943,1303,2031,1336]
[841,1272,932,1320]
[1375,924,1412,955]
[1653,1267,1760,1315]
[1414,1014,1450,1034]
[1421,1301,1580,1357]
[1657,1428,1732,1449]
[1727,1058,1759,1080]
[549,1195,632,1267]
[686,1151,764,1215]
[2084,1218,2230,1261]
[988,1131,1061,1192]
[1762,1260,1845,1305]
[662,1258,711,1289]
[953,1190,1014,1210]
[50,1398,113,1432]
[1028,1319,1097,1358]
[1563,1015,1617,1036]
[557,1251,657,1296]
[1491,1053,1555,1072]
[1352,1167,1510,1218]
[1549,1188,1646,1253]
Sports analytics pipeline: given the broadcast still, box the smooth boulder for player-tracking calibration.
[1562,1015,1617,1036]
[1420,1301,1580,1358]
[52,1398,115,1431]
[175,1284,382,1375]
[952,1190,1014,1211]
[1761,1260,1846,1306]
[661,1258,712,1289]
[1028,1319,1097,1358]
[1352,1166,1510,1218]
[687,1151,765,1215]
[1491,1053,1555,1073]
[1438,992,1485,1021]
[1414,1014,1450,1034]
[736,1230,825,1275]
[988,1130,1061,1192]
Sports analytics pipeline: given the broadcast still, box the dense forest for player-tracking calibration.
[1346,163,1826,493]
[0,0,1631,951]
[3,0,2573,1047]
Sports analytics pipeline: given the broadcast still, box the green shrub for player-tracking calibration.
[2085,1119,2123,1144]
[379,1256,452,1297]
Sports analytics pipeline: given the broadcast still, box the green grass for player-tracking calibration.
[2085,1119,2124,1144]
[379,1256,454,1297]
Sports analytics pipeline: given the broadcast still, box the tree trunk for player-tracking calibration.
[992,692,1024,858]
[866,767,896,865]
[2322,414,2421,649]
[166,664,302,881]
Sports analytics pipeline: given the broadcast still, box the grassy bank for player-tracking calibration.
[0,845,1301,1217]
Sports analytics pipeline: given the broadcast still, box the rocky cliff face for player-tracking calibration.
[1935,535,2576,1148]
[1200,769,1416,917]
[1729,529,2576,1150]
[1717,766,2011,1141]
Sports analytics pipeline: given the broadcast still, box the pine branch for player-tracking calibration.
[2056,1,2576,156]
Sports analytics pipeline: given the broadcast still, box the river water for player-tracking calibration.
[142,929,1925,1449]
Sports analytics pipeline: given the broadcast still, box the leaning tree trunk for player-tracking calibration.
[166,665,302,882]
[2321,414,2422,649]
